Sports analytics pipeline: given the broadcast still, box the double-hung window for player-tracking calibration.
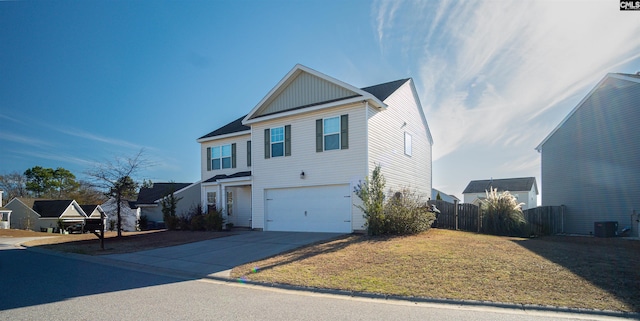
[206,143,236,171]
[316,114,348,152]
[264,125,291,159]
[271,127,284,157]
[323,117,340,151]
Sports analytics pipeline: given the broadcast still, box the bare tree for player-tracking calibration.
[86,150,149,237]
[0,171,28,203]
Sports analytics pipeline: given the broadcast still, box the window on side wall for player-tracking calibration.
[404,132,412,156]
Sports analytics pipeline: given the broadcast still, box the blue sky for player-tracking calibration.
[1,1,640,200]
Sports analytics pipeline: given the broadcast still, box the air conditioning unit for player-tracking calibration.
[594,221,617,238]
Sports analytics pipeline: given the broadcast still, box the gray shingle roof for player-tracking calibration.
[33,200,77,218]
[463,177,537,194]
[198,115,250,140]
[204,171,251,183]
[361,78,410,101]
[80,205,98,214]
[199,78,410,140]
[136,183,192,204]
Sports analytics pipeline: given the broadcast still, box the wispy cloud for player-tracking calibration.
[13,149,99,167]
[373,1,640,161]
[53,127,148,151]
[0,132,51,147]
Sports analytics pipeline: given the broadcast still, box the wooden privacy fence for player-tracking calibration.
[522,205,565,235]
[432,200,564,236]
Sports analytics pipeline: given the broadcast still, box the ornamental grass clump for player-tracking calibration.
[481,188,526,236]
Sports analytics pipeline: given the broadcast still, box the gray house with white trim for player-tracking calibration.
[536,73,640,236]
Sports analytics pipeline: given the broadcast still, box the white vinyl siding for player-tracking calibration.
[60,204,85,219]
[200,133,251,181]
[367,81,432,200]
[251,102,368,231]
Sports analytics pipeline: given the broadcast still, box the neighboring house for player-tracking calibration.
[100,198,140,232]
[81,204,106,219]
[136,182,201,224]
[462,177,538,210]
[0,191,11,229]
[536,72,640,236]
[5,198,87,231]
[431,188,460,204]
[198,64,433,233]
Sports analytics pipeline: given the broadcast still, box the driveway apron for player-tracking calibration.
[103,231,342,278]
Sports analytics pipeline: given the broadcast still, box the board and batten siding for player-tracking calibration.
[255,72,358,117]
[251,102,369,231]
[200,133,251,181]
[540,76,640,235]
[367,81,432,201]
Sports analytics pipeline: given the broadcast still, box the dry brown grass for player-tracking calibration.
[3,229,232,255]
[232,229,640,312]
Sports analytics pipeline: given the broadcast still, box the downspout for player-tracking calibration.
[365,100,369,176]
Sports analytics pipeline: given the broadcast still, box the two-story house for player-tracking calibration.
[197,64,433,233]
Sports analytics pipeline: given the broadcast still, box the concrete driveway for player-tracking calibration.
[103,231,343,278]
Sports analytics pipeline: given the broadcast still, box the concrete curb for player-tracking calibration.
[203,275,640,319]
[21,244,640,320]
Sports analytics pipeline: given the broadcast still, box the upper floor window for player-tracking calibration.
[206,143,236,171]
[271,127,284,157]
[404,132,412,156]
[264,125,291,159]
[316,114,348,152]
[323,117,340,150]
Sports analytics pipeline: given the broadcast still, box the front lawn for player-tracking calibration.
[12,229,231,255]
[231,229,640,312]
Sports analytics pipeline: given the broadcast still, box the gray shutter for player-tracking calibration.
[284,125,291,156]
[341,114,349,150]
[206,147,211,171]
[316,119,323,152]
[247,140,251,166]
[264,128,270,159]
[231,143,236,168]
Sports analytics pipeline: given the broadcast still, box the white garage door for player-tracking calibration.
[265,184,352,233]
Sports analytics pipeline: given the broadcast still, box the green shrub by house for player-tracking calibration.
[355,165,434,235]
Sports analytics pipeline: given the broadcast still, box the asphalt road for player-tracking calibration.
[0,241,633,321]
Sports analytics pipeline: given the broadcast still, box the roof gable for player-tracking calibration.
[136,183,192,204]
[244,64,385,124]
[33,200,84,218]
[252,71,360,118]
[536,73,640,151]
[463,177,538,194]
